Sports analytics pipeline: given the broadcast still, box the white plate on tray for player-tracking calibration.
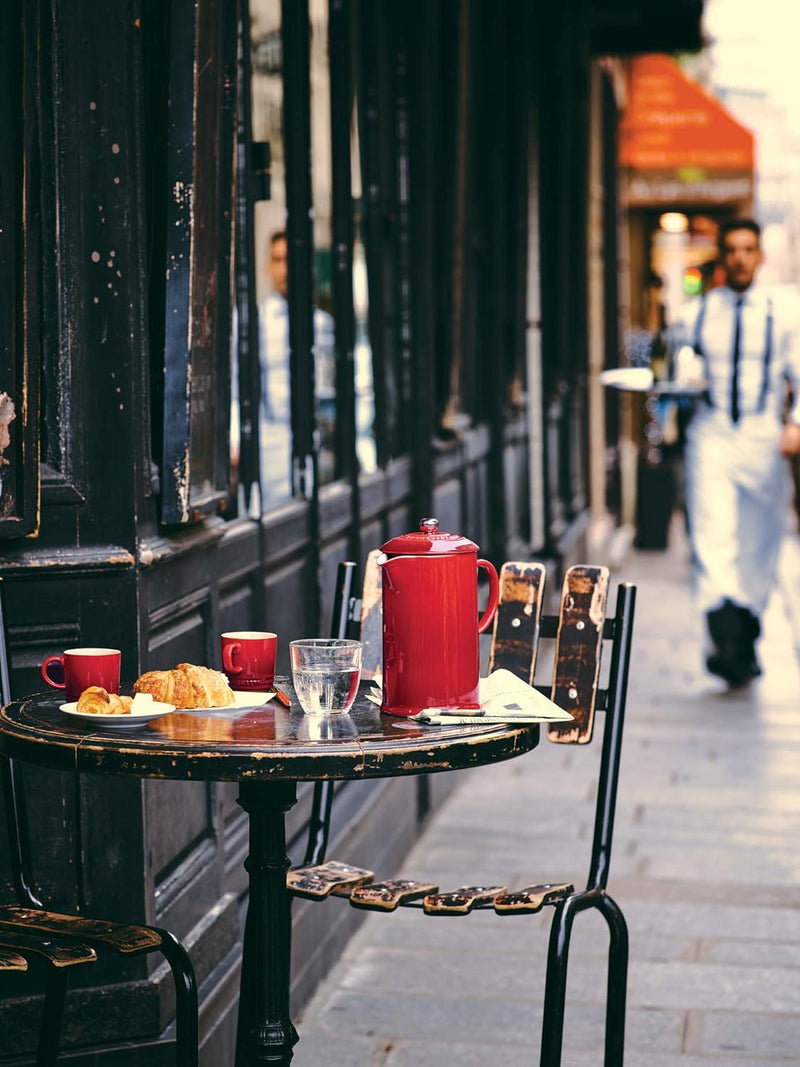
[60,699,176,728]
[174,691,275,713]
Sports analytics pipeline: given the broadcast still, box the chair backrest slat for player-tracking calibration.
[330,561,360,641]
[359,550,383,680]
[488,562,546,684]
[547,564,609,745]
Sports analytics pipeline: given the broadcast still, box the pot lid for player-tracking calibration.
[380,518,479,555]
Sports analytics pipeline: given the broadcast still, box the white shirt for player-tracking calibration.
[671,284,800,423]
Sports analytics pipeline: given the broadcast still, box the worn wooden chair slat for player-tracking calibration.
[358,549,383,681]
[488,561,546,683]
[348,879,440,911]
[0,906,165,954]
[492,883,574,916]
[422,885,508,915]
[0,927,98,967]
[286,860,374,900]
[0,946,29,971]
[548,564,608,744]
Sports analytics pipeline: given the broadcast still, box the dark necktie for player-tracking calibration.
[730,295,743,423]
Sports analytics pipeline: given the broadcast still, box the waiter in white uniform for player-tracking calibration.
[671,219,800,686]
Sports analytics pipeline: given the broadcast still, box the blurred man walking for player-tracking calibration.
[672,219,800,685]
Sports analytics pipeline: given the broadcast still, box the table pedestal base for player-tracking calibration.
[235,780,299,1066]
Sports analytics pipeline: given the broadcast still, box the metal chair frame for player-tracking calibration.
[294,559,636,1067]
[0,581,199,1067]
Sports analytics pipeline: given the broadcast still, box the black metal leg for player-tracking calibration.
[235,781,299,1066]
[540,892,628,1067]
[539,898,575,1067]
[598,894,628,1067]
[36,966,68,1067]
[155,928,200,1067]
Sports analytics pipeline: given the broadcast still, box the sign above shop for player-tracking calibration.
[619,54,754,207]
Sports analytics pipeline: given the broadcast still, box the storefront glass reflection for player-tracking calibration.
[240,0,377,514]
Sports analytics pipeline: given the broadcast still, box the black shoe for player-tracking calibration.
[707,599,760,644]
[705,601,762,687]
[706,645,761,687]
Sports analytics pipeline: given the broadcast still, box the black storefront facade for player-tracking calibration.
[0,1,702,1062]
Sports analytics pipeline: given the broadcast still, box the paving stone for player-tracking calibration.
[312,990,682,1053]
[291,1031,381,1067]
[629,958,800,1013]
[698,1010,800,1057]
[705,938,800,968]
[385,1039,541,1067]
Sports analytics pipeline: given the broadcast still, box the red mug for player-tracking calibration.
[221,631,277,691]
[41,647,122,702]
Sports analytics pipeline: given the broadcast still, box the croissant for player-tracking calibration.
[133,669,196,708]
[133,664,234,709]
[77,686,133,716]
[175,663,235,709]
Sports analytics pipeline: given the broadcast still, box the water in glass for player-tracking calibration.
[293,666,360,715]
[290,639,362,716]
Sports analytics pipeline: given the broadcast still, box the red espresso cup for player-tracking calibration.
[41,647,122,702]
[221,631,277,691]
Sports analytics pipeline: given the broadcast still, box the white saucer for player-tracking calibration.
[60,699,176,727]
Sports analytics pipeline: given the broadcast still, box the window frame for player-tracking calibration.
[0,0,40,538]
[160,0,237,525]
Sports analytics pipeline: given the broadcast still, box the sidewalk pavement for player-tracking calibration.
[293,520,800,1066]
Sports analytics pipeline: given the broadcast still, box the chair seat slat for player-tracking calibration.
[0,906,164,954]
[493,883,574,915]
[422,885,507,915]
[0,947,28,971]
[349,880,439,911]
[0,928,97,967]
[287,861,374,900]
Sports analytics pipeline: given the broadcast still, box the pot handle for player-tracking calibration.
[476,559,500,634]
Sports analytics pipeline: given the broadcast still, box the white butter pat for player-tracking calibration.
[131,692,154,709]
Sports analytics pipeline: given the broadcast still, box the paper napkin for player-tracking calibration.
[368,669,574,726]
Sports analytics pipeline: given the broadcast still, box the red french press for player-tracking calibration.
[379,518,500,717]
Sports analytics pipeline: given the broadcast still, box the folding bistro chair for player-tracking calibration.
[287,558,636,1067]
[0,580,199,1067]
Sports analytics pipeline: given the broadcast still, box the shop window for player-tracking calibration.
[309,0,336,488]
[248,0,292,510]
[241,0,376,515]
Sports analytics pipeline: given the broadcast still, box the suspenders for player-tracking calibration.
[692,295,712,407]
[757,298,774,412]
[692,293,774,415]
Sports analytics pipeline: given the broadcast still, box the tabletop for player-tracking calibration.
[0,682,539,783]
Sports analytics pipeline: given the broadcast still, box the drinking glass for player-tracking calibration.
[289,639,363,715]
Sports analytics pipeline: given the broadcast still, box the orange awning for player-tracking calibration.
[620,53,753,171]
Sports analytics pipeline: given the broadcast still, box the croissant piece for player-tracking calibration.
[133,664,234,710]
[133,670,195,708]
[76,687,133,716]
[175,663,235,709]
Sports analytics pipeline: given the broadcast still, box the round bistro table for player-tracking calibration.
[0,685,539,1065]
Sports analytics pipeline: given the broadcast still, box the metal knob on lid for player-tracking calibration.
[381,519,478,556]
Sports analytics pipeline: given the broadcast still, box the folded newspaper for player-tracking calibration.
[367,669,574,726]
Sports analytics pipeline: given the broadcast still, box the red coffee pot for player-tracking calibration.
[379,518,500,717]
